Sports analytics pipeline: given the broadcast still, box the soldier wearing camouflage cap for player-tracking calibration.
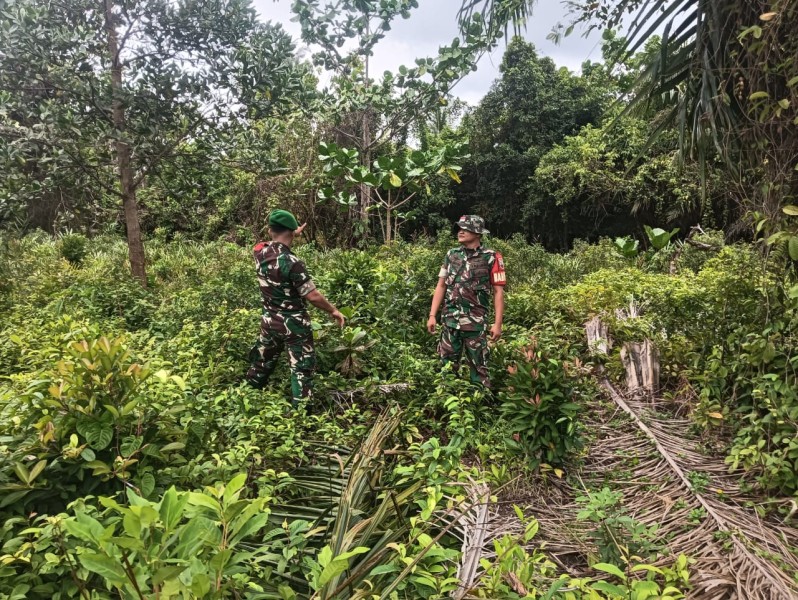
[246,209,345,405]
[427,215,506,387]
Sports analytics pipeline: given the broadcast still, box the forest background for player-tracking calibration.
[1,0,798,598]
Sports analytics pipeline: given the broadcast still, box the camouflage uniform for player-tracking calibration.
[436,219,506,387]
[246,241,317,404]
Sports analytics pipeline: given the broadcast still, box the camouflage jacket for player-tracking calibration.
[438,245,506,331]
[253,241,316,334]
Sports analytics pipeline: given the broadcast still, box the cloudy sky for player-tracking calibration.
[251,0,604,105]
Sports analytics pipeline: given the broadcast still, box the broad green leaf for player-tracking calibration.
[84,422,113,450]
[369,564,400,575]
[12,462,30,485]
[123,512,141,538]
[140,472,156,497]
[631,563,664,574]
[187,492,222,515]
[788,236,798,261]
[160,442,186,452]
[209,548,233,572]
[592,562,626,579]
[223,473,248,505]
[229,512,270,547]
[160,486,188,532]
[106,536,144,550]
[153,565,187,587]
[79,552,127,585]
[591,580,628,596]
[176,517,219,557]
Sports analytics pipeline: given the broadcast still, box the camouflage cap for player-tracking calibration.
[456,215,489,235]
[269,209,299,231]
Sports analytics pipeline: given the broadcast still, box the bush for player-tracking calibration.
[58,233,88,265]
[499,336,589,469]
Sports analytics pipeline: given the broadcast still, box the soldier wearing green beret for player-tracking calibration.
[427,215,506,387]
[246,209,345,405]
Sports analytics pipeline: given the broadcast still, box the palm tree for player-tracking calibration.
[569,1,797,224]
[458,0,537,36]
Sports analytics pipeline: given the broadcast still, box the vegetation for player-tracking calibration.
[2,0,798,597]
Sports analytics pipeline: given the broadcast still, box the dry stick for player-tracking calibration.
[599,378,792,596]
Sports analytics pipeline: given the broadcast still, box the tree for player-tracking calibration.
[0,0,306,284]
[292,0,507,241]
[457,0,537,37]
[452,37,610,239]
[317,140,468,243]
[558,0,798,231]
[530,116,733,248]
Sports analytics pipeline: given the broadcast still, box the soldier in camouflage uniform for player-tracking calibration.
[427,215,506,387]
[246,209,345,405]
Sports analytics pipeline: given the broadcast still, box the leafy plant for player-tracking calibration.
[332,327,376,377]
[473,506,556,598]
[644,226,679,251]
[561,554,691,600]
[576,487,661,566]
[499,337,584,469]
[614,236,639,258]
[57,474,277,597]
[0,336,187,512]
[58,233,88,266]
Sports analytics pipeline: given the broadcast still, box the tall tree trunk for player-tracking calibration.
[385,204,392,244]
[359,15,372,240]
[105,0,147,286]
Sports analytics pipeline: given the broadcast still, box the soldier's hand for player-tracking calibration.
[331,309,346,327]
[295,222,308,237]
[427,316,437,334]
[489,323,502,342]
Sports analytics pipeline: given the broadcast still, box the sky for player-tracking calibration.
[251,0,605,105]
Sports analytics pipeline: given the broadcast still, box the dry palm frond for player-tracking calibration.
[605,381,798,599]
[453,479,493,599]
[530,379,798,600]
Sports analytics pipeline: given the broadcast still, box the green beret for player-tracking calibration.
[268,209,299,231]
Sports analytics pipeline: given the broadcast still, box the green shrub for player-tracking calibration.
[58,233,88,265]
[499,336,587,469]
[0,336,189,513]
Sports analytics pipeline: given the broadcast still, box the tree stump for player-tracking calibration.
[585,316,611,355]
[620,339,659,397]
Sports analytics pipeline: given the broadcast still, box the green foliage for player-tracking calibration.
[644,226,679,251]
[454,37,610,242]
[318,141,470,243]
[531,117,731,249]
[26,476,275,597]
[558,553,691,600]
[473,506,557,598]
[0,231,779,597]
[499,337,586,469]
[576,487,661,566]
[614,236,639,258]
[57,233,88,266]
[0,336,187,512]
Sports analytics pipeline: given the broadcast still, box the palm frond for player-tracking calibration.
[529,374,798,599]
[457,0,537,37]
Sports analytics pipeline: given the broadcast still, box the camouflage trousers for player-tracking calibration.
[438,326,490,387]
[246,323,316,405]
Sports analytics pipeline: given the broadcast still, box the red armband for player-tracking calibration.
[490,252,506,285]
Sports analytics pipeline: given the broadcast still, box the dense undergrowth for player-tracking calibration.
[0,230,794,598]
